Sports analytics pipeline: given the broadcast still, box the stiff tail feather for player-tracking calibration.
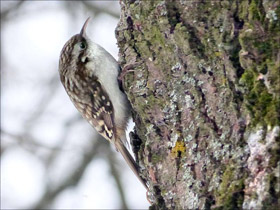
[115,140,148,190]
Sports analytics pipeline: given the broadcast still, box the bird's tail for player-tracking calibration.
[115,140,148,190]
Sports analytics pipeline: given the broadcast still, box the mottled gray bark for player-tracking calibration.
[116,1,280,209]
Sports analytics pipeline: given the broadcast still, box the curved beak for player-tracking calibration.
[80,17,91,37]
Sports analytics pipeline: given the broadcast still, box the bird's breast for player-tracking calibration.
[86,57,130,128]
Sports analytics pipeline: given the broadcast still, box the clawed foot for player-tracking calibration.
[118,62,141,89]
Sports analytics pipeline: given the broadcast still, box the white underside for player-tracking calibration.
[84,41,130,130]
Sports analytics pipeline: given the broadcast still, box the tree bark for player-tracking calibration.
[116,1,280,209]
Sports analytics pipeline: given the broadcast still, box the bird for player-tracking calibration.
[58,17,148,190]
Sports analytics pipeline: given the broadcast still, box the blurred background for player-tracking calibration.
[1,1,149,209]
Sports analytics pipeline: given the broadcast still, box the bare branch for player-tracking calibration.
[1,0,25,22]
[31,136,107,209]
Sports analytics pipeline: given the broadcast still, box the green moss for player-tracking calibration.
[268,135,280,168]
[143,25,165,47]
[174,22,206,59]
[262,174,280,209]
[240,68,279,126]
[248,0,265,22]
[133,19,176,72]
[215,165,245,209]
[239,7,280,127]
[241,70,254,89]
[253,40,273,59]
[267,60,280,94]
[239,1,250,20]
[151,153,162,164]
[173,23,190,55]
[135,40,152,59]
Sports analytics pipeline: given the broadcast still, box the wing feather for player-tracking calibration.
[68,73,116,142]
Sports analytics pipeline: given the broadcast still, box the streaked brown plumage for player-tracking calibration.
[58,18,148,190]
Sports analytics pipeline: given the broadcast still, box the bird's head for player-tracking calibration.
[59,17,92,77]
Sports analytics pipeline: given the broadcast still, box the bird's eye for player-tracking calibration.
[79,42,86,50]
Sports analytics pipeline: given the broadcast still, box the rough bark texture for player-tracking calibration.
[116,1,280,209]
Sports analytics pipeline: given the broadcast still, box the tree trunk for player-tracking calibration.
[116,1,280,209]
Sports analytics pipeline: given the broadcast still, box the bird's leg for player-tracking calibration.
[118,62,141,89]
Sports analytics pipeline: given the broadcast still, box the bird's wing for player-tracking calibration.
[88,77,116,142]
[68,73,116,142]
